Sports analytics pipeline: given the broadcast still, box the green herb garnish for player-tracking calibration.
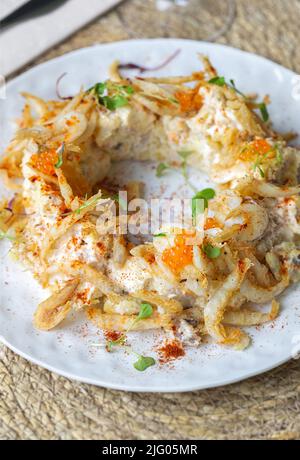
[137,303,153,320]
[275,144,283,164]
[178,150,194,185]
[107,335,126,352]
[258,102,269,122]
[203,244,221,259]
[209,76,269,123]
[195,188,216,200]
[133,356,156,372]
[208,76,226,86]
[89,81,134,111]
[74,196,101,215]
[168,97,180,105]
[192,188,216,225]
[93,82,107,95]
[156,162,170,177]
[178,150,193,160]
[55,142,65,169]
[103,95,129,110]
[252,156,266,178]
[156,151,196,189]
[154,233,167,238]
[229,79,245,97]
[107,303,156,371]
[0,230,15,241]
[209,76,244,95]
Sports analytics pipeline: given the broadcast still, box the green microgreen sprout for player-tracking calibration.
[191,188,216,225]
[203,244,221,259]
[73,195,102,215]
[209,76,269,122]
[0,230,16,241]
[252,143,282,178]
[54,142,65,169]
[89,81,135,111]
[156,150,197,191]
[106,303,156,372]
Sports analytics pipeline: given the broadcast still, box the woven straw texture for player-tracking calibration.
[1,0,300,440]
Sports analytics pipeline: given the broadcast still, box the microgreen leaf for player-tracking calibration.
[253,157,265,178]
[90,82,134,111]
[102,95,129,110]
[0,230,15,241]
[133,355,156,372]
[209,76,226,86]
[258,103,269,122]
[178,150,193,160]
[195,188,216,200]
[275,144,283,164]
[74,196,101,215]
[153,233,167,237]
[192,197,207,225]
[137,303,153,320]
[94,82,107,96]
[107,335,126,352]
[168,97,179,105]
[203,244,221,259]
[209,76,269,122]
[156,162,170,177]
[192,189,216,225]
[122,85,134,95]
[229,79,245,97]
[55,142,65,168]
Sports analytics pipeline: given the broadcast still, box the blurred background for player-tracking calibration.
[1,0,299,77]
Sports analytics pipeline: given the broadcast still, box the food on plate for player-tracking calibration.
[1,55,299,369]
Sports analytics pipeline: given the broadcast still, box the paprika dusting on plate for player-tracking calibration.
[104,330,123,342]
[158,339,185,364]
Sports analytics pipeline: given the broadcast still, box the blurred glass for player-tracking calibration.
[118,0,236,41]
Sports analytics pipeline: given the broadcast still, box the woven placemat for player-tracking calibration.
[1,0,300,440]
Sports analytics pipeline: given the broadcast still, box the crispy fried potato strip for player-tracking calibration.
[204,259,251,345]
[132,290,183,315]
[34,279,79,330]
[86,308,169,331]
[240,276,289,304]
[223,300,280,326]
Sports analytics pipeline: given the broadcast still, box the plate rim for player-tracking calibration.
[5,38,297,88]
[0,334,295,392]
[0,38,298,392]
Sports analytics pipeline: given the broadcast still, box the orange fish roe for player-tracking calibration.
[204,217,222,230]
[162,233,194,274]
[239,139,273,161]
[175,85,203,113]
[31,149,59,176]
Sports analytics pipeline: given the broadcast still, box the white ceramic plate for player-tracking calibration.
[1,39,300,392]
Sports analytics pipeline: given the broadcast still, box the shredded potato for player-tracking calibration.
[34,279,79,330]
[223,300,280,326]
[87,308,169,332]
[240,276,289,303]
[204,259,251,345]
[1,54,299,362]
